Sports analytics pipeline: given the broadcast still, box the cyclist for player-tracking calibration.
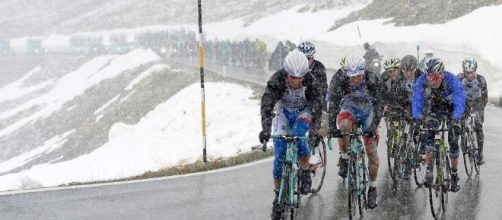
[297,41,328,148]
[381,58,411,178]
[412,58,466,192]
[401,55,424,152]
[419,50,434,72]
[381,58,407,126]
[401,55,423,107]
[328,55,383,209]
[457,57,488,165]
[259,49,323,218]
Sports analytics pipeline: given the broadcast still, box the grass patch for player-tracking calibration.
[63,149,273,187]
[140,149,273,178]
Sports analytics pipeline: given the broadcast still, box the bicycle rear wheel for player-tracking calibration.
[310,139,327,194]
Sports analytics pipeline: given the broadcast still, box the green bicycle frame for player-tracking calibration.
[434,131,448,184]
[390,120,402,155]
[345,133,366,195]
[270,135,308,207]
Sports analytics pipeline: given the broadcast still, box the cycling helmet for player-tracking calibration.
[384,58,401,71]
[284,49,310,77]
[401,55,418,72]
[344,55,366,77]
[425,50,433,57]
[424,58,445,75]
[462,57,477,72]
[297,41,316,57]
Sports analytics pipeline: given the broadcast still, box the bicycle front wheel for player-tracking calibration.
[414,142,426,187]
[441,154,450,212]
[310,139,327,194]
[429,155,442,218]
[387,136,397,181]
[461,133,474,177]
[347,158,357,220]
[471,131,481,175]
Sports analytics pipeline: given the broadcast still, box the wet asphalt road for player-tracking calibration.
[0,105,501,220]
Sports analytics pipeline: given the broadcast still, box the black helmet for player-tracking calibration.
[401,55,418,72]
[425,58,445,74]
[363,42,370,50]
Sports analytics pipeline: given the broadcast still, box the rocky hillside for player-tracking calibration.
[329,0,502,30]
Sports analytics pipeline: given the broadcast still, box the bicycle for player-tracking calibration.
[384,111,405,183]
[420,117,452,218]
[330,128,368,220]
[309,138,327,194]
[460,113,481,177]
[393,118,427,188]
[264,134,308,220]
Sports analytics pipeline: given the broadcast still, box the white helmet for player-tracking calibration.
[343,55,366,77]
[284,49,310,77]
[425,50,433,57]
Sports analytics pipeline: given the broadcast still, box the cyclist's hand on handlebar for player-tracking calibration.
[259,130,271,144]
[452,119,462,131]
[412,118,422,127]
[363,129,375,138]
[309,130,321,147]
[329,129,342,138]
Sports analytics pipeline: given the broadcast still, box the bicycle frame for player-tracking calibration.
[461,113,480,175]
[345,132,366,195]
[421,117,450,218]
[270,135,308,208]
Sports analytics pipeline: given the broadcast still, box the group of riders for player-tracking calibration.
[258,41,488,218]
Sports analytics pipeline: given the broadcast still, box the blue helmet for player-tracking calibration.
[297,41,316,57]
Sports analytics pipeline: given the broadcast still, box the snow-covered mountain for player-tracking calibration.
[0,0,369,38]
[1,1,501,191]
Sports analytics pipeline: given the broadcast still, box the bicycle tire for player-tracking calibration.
[359,158,368,216]
[471,130,481,174]
[278,164,290,220]
[462,134,474,178]
[441,154,450,212]
[429,153,442,218]
[387,133,397,181]
[414,142,426,187]
[347,158,357,220]
[310,139,327,194]
[394,133,408,184]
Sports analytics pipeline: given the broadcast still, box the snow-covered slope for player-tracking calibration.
[0,82,260,191]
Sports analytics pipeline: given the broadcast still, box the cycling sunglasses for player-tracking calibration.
[347,67,365,77]
[426,72,442,80]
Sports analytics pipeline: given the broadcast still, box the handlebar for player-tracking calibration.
[261,135,308,152]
